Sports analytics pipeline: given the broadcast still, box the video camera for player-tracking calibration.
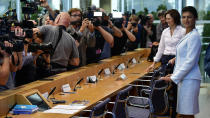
[0,35,24,54]
[0,17,24,54]
[83,7,101,26]
[28,42,53,53]
[21,0,42,14]
[0,0,50,54]
[109,12,124,28]
[83,7,111,27]
[138,15,151,25]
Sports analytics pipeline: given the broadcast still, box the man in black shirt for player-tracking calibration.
[111,16,136,56]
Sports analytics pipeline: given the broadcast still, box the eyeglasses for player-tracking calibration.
[71,14,82,17]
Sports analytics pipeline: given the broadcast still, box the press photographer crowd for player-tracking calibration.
[0,0,154,91]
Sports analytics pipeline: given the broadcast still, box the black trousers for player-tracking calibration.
[161,55,177,118]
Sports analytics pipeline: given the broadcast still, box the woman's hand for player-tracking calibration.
[168,57,176,65]
[160,76,172,82]
[146,62,155,72]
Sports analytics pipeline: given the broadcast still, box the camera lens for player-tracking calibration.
[131,23,137,27]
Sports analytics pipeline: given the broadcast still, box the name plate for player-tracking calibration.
[87,75,97,83]
[118,63,126,70]
[119,73,127,80]
[132,58,137,64]
[104,68,111,75]
[62,84,71,92]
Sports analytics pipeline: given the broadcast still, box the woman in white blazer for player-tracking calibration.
[161,6,201,118]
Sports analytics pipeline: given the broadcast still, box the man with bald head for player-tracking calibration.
[33,12,79,78]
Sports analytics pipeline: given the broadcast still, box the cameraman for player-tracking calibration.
[67,8,95,67]
[0,42,12,88]
[111,15,136,56]
[143,14,157,48]
[40,0,58,21]
[33,12,79,78]
[0,40,23,92]
[86,9,114,63]
[126,15,141,51]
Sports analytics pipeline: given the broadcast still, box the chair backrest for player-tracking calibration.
[112,86,133,118]
[163,63,174,76]
[149,67,164,87]
[149,80,169,115]
[90,97,111,118]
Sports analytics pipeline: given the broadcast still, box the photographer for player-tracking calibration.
[111,15,136,56]
[86,9,114,63]
[156,10,168,42]
[44,15,54,25]
[147,11,168,62]
[0,38,23,92]
[0,42,12,88]
[67,8,95,67]
[40,0,58,21]
[33,12,79,79]
[126,15,142,51]
[142,14,157,48]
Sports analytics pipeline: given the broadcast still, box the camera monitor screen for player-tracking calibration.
[94,12,102,17]
[27,93,50,111]
[112,12,123,18]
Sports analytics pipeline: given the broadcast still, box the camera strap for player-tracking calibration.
[51,26,63,57]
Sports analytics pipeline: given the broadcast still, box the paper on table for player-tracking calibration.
[53,105,86,110]
[43,109,78,114]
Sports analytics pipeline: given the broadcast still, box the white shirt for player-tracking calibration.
[154,25,185,62]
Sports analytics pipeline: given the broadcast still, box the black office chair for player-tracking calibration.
[72,97,116,118]
[126,80,169,118]
[130,63,174,98]
[109,86,133,118]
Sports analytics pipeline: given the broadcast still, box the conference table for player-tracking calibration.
[0,48,160,118]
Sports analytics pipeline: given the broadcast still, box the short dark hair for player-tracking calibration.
[158,10,166,17]
[165,9,181,25]
[182,6,198,19]
[68,8,82,16]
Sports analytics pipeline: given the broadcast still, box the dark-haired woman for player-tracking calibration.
[161,6,201,118]
[147,9,185,72]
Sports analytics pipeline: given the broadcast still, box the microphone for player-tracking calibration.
[47,87,56,100]
[138,54,144,63]
[47,87,66,104]
[112,64,121,74]
[73,78,84,91]
[98,69,104,76]
[127,58,133,68]
[97,69,104,80]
